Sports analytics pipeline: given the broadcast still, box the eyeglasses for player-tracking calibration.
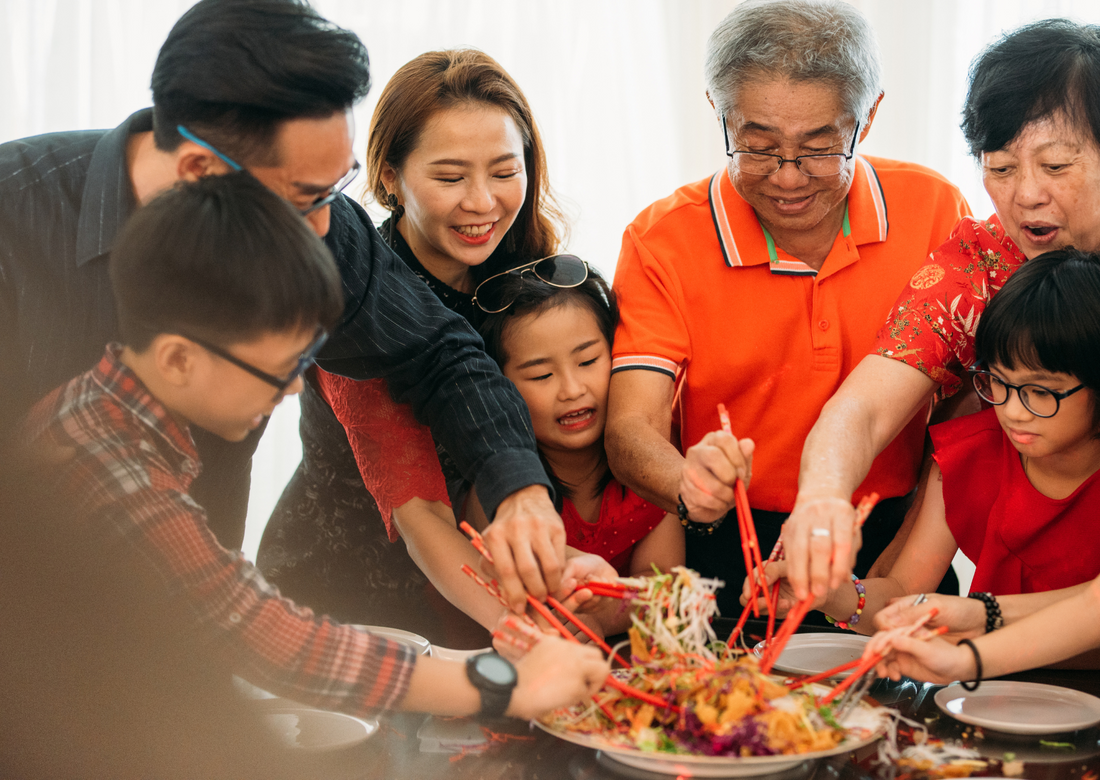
[471,254,589,314]
[176,125,361,217]
[970,369,1086,418]
[185,327,329,399]
[722,115,860,177]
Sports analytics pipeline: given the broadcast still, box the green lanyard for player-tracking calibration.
[760,201,851,265]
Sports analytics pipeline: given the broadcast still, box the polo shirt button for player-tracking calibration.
[818,319,829,331]
[229,612,242,624]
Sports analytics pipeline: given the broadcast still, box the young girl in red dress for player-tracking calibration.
[762,248,1100,633]
[471,262,685,635]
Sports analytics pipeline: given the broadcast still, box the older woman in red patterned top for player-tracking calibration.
[786,19,1100,601]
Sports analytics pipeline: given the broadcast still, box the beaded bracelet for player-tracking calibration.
[825,574,866,630]
[968,592,1004,633]
[677,494,725,536]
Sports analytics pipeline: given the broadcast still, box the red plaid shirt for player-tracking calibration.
[21,346,416,715]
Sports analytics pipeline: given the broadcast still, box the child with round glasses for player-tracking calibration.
[754,248,1100,634]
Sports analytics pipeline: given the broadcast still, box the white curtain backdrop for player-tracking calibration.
[4,0,1100,577]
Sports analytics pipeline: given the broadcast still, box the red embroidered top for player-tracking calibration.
[874,215,1028,398]
[315,368,450,542]
[932,408,1100,595]
[561,480,668,576]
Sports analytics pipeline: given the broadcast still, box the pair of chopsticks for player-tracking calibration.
[715,399,881,671]
[711,404,781,651]
[816,610,946,717]
[458,522,681,715]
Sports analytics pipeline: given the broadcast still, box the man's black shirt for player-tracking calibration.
[0,110,549,546]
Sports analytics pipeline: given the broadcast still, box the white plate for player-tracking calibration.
[351,625,432,656]
[935,681,1100,735]
[536,682,887,777]
[752,633,871,679]
[262,705,379,751]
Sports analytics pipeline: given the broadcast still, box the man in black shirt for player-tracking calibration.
[0,0,563,608]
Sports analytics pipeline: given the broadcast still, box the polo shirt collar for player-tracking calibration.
[74,108,151,267]
[708,155,889,273]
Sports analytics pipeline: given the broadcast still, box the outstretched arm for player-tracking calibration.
[877,574,1100,682]
[400,635,609,718]
[751,462,958,635]
[786,355,937,599]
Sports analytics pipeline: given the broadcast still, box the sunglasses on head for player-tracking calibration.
[471,254,589,314]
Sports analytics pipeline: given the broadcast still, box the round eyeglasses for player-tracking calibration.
[472,254,589,314]
[722,115,860,177]
[970,369,1086,418]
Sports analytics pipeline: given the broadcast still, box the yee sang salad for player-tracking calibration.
[540,567,885,758]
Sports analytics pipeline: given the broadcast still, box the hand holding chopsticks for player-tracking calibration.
[677,403,755,525]
[459,522,682,716]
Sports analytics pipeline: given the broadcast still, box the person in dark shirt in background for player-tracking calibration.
[0,0,565,607]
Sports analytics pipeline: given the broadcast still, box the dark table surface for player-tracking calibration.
[299,620,1100,780]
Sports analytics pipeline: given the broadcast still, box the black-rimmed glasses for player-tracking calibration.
[185,327,329,399]
[722,115,860,177]
[472,254,589,314]
[176,125,360,217]
[970,369,1086,418]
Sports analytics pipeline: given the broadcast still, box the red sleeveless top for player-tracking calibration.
[561,480,668,576]
[932,408,1100,595]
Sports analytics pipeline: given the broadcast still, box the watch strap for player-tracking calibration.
[465,652,516,719]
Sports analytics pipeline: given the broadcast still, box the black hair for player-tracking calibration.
[962,19,1100,156]
[975,248,1100,431]
[151,0,371,166]
[110,172,344,351]
[477,266,618,506]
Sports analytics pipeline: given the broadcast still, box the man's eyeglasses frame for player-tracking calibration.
[176,124,360,217]
[722,115,861,177]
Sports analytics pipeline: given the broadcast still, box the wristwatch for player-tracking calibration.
[465,651,517,719]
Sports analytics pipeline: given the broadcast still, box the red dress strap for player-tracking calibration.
[314,368,450,542]
[560,480,667,576]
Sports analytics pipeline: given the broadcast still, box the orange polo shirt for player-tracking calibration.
[612,156,970,512]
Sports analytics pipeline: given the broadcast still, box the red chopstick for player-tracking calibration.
[459,521,495,564]
[786,658,862,690]
[818,621,946,706]
[759,593,815,674]
[530,593,680,712]
[546,596,631,667]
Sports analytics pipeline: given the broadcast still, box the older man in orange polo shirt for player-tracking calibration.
[606,0,970,619]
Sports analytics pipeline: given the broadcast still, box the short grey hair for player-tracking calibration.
[705,0,883,123]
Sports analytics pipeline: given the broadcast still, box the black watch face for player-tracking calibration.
[476,653,516,686]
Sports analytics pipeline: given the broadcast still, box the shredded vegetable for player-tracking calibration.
[619,566,724,661]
